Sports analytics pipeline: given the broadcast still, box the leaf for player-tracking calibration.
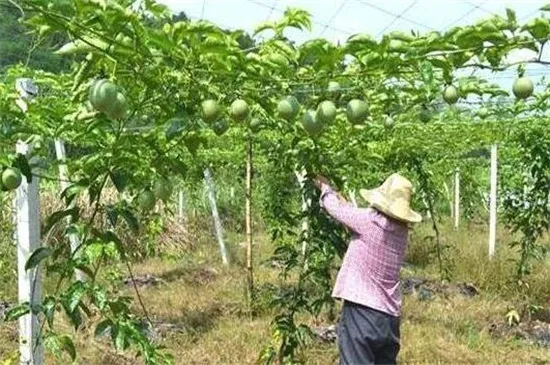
[119,208,139,234]
[45,208,79,233]
[13,154,32,183]
[147,31,173,53]
[282,7,312,31]
[254,21,276,35]
[272,40,296,58]
[388,30,415,42]
[541,3,550,11]
[55,37,109,55]
[506,8,517,24]
[344,34,378,56]
[4,303,30,321]
[59,335,76,361]
[109,170,127,193]
[101,231,126,259]
[74,264,94,280]
[66,281,86,312]
[25,247,52,271]
[106,205,118,227]
[93,286,107,310]
[95,319,113,338]
[420,61,434,87]
[115,325,127,351]
[61,180,88,206]
[521,18,550,41]
[66,306,82,329]
[43,296,57,328]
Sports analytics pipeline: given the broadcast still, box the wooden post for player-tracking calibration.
[203,167,229,265]
[178,190,185,222]
[245,138,253,301]
[454,168,460,230]
[54,139,85,282]
[15,140,44,365]
[489,144,498,258]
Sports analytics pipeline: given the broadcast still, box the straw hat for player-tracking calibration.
[360,173,422,224]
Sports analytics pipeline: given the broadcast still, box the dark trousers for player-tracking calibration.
[338,301,401,365]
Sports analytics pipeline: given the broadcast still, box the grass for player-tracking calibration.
[1,209,550,364]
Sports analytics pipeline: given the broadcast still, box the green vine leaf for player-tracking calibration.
[25,247,52,271]
[59,335,77,362]
[44,208,79,233]
[66,281,86,313]
[95,319,114,338]
[4,303,30,321]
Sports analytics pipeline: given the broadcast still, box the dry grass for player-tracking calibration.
[1,215,550,364]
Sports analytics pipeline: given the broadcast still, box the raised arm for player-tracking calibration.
[317,180,371,234]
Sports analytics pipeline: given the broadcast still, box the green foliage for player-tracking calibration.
[0,3,71,72]
[2,0,550,363]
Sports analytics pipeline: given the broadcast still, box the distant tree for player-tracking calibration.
[172,11,188,22]
[0,3,71,72]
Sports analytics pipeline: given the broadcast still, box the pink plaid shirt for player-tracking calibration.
[320,183,409,317]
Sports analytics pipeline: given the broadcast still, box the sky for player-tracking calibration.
[156,0,550,92]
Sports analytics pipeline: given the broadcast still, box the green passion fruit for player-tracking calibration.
[512,77,534,100]
[104,92,127,120]
[230,99,249,121]
[202,99,221,122]
[277,96,300,121]
[301,110,324,137]
[316,101,337,123]
[1,167,22,190]
[89,79,118,111]
[443,85,459,105]
[346,99,368,124]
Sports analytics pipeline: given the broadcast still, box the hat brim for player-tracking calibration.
[360,188,422,224]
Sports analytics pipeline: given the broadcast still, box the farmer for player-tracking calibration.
[314,173,422,365]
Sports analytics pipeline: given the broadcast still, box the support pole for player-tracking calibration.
[15,140,43,365]
[294,170,309,257]
[54,139,85,282]
[454,168,460,230]
[204,167,229,265]
[489,144,498,258]
[245,138,254,301]
[444,181,453,218]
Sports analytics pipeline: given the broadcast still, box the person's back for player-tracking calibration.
[314,173,421,365]
[332,208,409,316]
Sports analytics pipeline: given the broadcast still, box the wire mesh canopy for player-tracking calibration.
[158,0,550,100]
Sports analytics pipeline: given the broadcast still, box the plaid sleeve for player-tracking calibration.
[319,183,371,233]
